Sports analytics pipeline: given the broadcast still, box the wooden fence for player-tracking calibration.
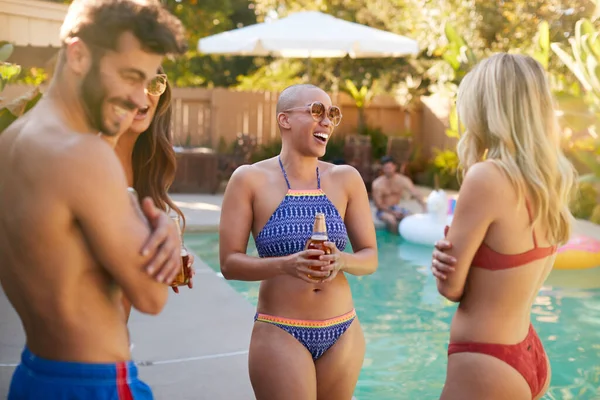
[2,84,453,157]
[169,87,422,148]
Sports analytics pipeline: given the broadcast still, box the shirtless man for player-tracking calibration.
[371,155,426,233]
[0,1,187,399]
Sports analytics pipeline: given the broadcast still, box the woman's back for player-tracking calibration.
[451,163,557,344]
[436,52,578,400]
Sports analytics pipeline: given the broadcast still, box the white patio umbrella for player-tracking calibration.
[197,11,419,58]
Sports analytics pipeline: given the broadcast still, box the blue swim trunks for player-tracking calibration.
[375,204,411,221]
[8,347,153,400]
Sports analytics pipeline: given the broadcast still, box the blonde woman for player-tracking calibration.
[430,53,576,400]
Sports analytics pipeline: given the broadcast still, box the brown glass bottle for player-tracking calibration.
[306,213,331,280]
[170,215,191,287]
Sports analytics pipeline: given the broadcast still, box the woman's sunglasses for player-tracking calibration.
[146,74,168,97]
[282,101,343,127]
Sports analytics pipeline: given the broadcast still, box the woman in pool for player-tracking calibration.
[116,68,194,322]
[219,83,378,400]
[431,53,576,399]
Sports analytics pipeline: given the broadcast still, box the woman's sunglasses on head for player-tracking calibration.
[146,74,168,97]
[282,102,343,127]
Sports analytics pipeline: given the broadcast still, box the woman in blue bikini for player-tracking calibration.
[219,84,378,400]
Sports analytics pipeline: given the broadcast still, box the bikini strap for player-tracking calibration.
[278,156,321,190]
[525,200,538,248]
[316,166,321,189]
[278,156,291,189]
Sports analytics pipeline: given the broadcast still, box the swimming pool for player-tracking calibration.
[185,230,600,400]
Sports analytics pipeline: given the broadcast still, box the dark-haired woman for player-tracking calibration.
[116,68,194,322]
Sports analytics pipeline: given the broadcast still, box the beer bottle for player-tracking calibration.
[306,212,331,280]
[170,215,191,287]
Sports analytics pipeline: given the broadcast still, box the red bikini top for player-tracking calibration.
[444,202,557,271]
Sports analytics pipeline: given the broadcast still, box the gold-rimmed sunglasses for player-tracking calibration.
[145,73,168,97]
[281,101,343,127]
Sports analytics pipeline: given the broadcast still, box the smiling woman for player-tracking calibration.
[218,83,378,400]
[114,67,193,320]
[114,68,183,223]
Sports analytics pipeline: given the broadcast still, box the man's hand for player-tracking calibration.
[140,197,181,284]
[392,209,406,220]
[431,239,457,280]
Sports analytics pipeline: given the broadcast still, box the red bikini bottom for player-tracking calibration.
[448,324,548,399]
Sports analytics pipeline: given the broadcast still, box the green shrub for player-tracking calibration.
[570,182,598,220]
[590,205,600,224]
[0,42,42,133]
[425,148,460,190]
[321,136,345,163]
[250,139,281,163]
[359,125,388,161]
[403,144,429,182]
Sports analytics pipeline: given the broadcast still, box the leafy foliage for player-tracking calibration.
[0,42,42,133]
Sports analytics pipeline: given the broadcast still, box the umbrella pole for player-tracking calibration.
[305,57,311,82]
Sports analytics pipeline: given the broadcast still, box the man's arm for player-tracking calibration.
[401,175,425,206]
[63,137,176,315]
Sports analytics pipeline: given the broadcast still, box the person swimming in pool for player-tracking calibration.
[219,84,378,400]
[429,53,577,400]
[0,1,187,399]
[372,155,426,233]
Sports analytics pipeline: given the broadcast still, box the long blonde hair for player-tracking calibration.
[456,53,577,245]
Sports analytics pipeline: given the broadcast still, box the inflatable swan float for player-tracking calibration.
[398,189,454,246]
[399,189,600,272]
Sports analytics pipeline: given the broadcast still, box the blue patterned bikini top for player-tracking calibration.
[254,157,348,258]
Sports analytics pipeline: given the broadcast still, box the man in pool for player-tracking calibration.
[372,155,426,233]
[0,0,187,398]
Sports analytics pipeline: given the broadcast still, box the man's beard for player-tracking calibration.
[80,62,136,137]
[80,62,114,135]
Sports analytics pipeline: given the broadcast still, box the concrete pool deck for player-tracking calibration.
[1,188,599,399]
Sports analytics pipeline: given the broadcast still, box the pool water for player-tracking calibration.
[185,230,600,400]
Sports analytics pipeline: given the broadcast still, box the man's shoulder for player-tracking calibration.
[394,173,414,184]
[33,132,124,198]
[53,134,118,171]
[3,114,117,173]
[57,135,128,208]
[372,174,385,185]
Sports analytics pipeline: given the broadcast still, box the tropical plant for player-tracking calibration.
[0,42,42,133]
[551,18,600,134]
[0,43,20,93]
[428,148,460,190]
[550,18,600,196]
[342,79,380,133]
[570,137,600,185]
[440,23,479,85]
[570,182,598,219]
